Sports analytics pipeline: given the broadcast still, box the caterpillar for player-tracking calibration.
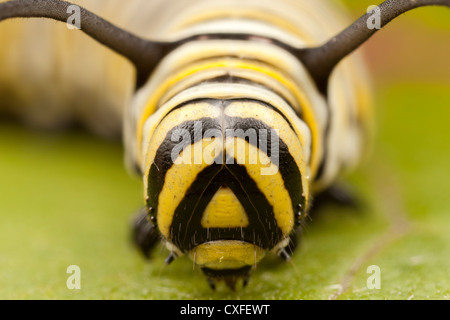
[0,0,448,290]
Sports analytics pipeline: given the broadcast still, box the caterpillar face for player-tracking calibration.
[142,95,309,286]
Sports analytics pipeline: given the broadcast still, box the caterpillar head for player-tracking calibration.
[142,97,309,289]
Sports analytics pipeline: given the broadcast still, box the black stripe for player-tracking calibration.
[154,98,224,132]
[185,74,303,119]
[169,162,282,251]
[146,116,222,211]
[225,97,299,134]
[158,92,301,134]
[226,116,306,221]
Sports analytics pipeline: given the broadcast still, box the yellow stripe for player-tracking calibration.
[188,240,266,270]
[142,102,222,193]
[224,101,310,210]
[225,137,295,235]
[156,138,223,238]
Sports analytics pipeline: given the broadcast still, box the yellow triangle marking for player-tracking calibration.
[201,187,249,228]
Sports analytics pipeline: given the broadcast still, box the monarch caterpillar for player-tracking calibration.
[0,0,449,291]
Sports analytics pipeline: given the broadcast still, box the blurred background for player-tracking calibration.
[0,1,449,299]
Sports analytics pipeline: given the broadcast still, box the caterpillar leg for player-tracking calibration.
[277,228,302,261]
[312,183,362,212]
[132,208,160,259]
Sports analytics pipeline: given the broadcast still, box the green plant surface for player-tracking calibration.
[0,1,449,300]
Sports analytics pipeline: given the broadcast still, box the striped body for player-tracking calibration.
[0,0,372,276]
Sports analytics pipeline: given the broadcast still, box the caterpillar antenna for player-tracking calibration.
[296,0,450,94]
